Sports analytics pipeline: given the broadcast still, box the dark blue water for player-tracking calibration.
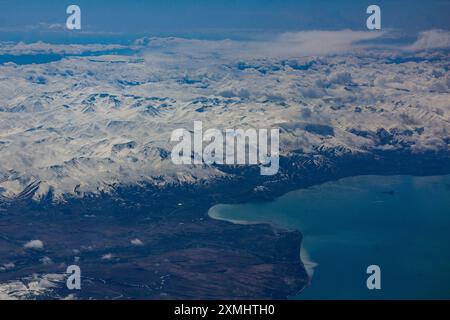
[0,53,62,65]
[0,48,137,65]
[209,175,450,299]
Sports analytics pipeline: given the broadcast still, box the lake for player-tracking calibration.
[208,175,450,299]
[0,49,137,65]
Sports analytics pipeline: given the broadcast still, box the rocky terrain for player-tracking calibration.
[0,30,449,201]
[0,30,449,299]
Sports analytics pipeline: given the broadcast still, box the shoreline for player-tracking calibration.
[207,172,450,292]
[208,174,450,299]
[208,204,317,280]
[2,150,450,299]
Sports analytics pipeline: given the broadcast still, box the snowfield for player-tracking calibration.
[0,30,449,201]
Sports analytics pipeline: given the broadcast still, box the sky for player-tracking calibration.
[0,0,449,42]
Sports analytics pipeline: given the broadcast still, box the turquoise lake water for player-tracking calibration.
[208,175,450,299]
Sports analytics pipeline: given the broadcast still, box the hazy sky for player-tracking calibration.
[0,0,449,42]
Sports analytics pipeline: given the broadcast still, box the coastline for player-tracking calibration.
[204,150,450,297]
[208,204,318,281]
[207,172,450,299]
[1,150,450,299]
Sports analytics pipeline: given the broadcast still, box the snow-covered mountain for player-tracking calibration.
[0,30,449,201]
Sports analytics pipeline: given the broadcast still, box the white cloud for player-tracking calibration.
[141,30,385,61]
[265,30,384,57]
[23,240,44,250]
[40,256,53,265]
[407,30,450,51]
[101,253,113,260]
[0,41,126,55]
[39,22,66,31]
[0,262,15,272]
[130,238,144,246]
